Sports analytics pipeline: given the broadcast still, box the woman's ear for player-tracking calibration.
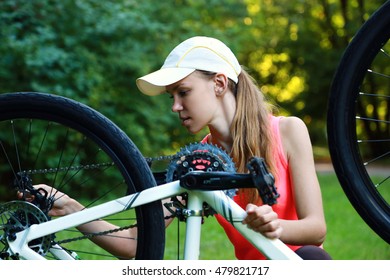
[214,73,228,96]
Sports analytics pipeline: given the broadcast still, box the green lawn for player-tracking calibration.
[164,172,390,260]
[319,173,390,260]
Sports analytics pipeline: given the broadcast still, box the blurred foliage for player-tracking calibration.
[0,0,386,157]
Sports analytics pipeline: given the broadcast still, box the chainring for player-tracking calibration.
[166,143,235,180]
[163,143,236,220]
[165,143,237,198]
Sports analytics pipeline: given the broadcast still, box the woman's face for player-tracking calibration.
[166,72,218,134]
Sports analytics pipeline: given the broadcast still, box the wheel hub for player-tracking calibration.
[0,201,51,259]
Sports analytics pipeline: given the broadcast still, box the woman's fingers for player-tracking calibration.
[243,204,282,239]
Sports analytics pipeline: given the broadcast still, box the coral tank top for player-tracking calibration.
[202,116,302,259]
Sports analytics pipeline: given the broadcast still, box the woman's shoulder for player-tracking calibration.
[278,116,311,156]
[278,116,308,135]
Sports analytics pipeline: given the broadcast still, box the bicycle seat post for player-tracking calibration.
[182,190,203,260]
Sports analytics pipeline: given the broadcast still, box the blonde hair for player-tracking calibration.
[230,68,276,204]
[198,69,277,204]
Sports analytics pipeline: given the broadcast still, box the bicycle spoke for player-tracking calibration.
[51,128,69,187]
[359,92,390,99]
[375,176,390,188]
[380,48,390,58]
[358,139,390,143]
[367,69,390,79]
[356,116,390,124]
[363,151,390,166]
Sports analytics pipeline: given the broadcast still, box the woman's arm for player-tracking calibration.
[279,116,326,245]
[243,117,327,246]
[26,184,175,258]
[30,184,138,259]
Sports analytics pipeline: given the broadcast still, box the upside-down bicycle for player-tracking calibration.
[0,91,299,260]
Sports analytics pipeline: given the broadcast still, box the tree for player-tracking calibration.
[236,0,385,146]
[0,0,385,159]
[0,0,248,157]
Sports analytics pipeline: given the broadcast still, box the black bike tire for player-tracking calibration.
[0,92,165,259]
[327,1,390,243]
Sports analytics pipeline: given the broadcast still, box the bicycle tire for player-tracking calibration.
[327,1,390,243]
[0,92,165,259]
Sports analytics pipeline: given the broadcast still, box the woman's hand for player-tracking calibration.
[242,203,283,239]
[18,184,136,258]
[18,184,84,216]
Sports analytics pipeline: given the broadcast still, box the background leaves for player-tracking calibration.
[0,0,385,156]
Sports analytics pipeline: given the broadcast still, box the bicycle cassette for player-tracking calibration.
[0,201,51,259]
[165,143,236,182]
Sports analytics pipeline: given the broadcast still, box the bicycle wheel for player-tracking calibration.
[327,1,390,243]
[0,92,165,259]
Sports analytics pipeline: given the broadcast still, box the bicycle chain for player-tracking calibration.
[18,143,235,248]
[55,223,136,246]
[20,143,234,177]
[55,212,177,246]
[21,162,115,175]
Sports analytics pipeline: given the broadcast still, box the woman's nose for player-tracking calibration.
[171,98,183,113]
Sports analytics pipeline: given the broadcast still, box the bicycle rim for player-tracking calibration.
[327,1,390,243]
[0,92,165,259]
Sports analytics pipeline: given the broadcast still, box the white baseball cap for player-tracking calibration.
[136,36,241,96]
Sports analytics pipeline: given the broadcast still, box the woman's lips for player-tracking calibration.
[180,116,191,126]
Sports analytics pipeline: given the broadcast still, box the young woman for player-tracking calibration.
[30,36,331,260]
[136,36,331,260]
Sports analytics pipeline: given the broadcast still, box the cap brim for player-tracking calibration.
[136,68,195,96]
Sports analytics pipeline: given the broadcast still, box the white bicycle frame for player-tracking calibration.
[7,180,301,260]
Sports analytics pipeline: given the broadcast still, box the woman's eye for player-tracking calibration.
[178,90,188,97]
[167,89,189,99]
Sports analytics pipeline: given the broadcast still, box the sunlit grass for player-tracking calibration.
[319,173,390,260]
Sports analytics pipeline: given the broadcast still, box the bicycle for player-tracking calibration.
[3,2,387,261]
[0,92,301,260]
[327,0,390,244]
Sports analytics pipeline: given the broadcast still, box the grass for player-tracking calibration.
[164,172,390,260]
[319,173,390,260]
[164,215,236,260]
